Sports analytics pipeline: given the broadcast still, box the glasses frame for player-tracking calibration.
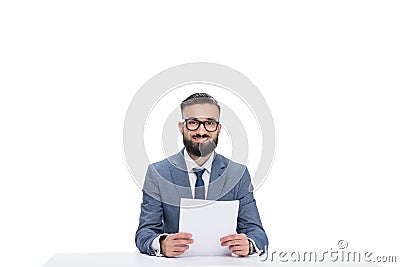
[183,118,220,132]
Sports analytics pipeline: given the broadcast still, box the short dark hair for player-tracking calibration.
[180,93,220,118]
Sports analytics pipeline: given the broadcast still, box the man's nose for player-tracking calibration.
[196,123,208,134]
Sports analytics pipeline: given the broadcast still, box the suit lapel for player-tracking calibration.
[207,154,228,200]
[169,151,193,199]
[169,151,229,201]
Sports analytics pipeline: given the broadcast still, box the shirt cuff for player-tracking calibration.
[248,237,261,255]
[151,234,168,257]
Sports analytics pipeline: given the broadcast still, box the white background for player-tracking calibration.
[0,1,399,267]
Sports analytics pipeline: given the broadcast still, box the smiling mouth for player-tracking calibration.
[192,135,210,143]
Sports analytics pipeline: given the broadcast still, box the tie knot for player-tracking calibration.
[192,168,205,178]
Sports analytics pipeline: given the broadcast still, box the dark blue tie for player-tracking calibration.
[193,168,206,199]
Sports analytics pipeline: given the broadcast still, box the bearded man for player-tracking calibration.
[135,93,268,257]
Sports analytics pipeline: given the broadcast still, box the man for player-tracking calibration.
[135,93,268,257]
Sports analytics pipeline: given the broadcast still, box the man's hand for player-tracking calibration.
[160,232,193,257]
[220,233,250,256]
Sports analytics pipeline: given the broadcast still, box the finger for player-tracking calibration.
[172,238,194,245]
[164,245,189,257]
[165,251,183,257]
[230,244,248,253]
[220,233,247,243]
[232,249,248,256]
[221,239,245,247]
[231,247,246,253]
[169,244,190,256]
[219,234,237,243]
[229,244,245,250]
[172,232,192,239]
[221,240,234,246]
[230,243,249,256]
[173,244,190,251]
[169,250,186,257]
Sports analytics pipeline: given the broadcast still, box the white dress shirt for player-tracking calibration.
[184,149,214,199]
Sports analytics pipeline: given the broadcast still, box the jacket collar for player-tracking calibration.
[169,149,228,200]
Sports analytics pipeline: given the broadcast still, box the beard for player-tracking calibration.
[183,133,218,157]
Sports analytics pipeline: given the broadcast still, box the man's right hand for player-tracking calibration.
[160,232,193,257]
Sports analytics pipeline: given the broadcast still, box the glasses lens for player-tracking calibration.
[186,119,199,130]
[204,121,218,131]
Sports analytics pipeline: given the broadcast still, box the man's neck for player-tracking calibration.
[187,152,213,167]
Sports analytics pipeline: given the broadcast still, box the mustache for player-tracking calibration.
[191,134,210,138]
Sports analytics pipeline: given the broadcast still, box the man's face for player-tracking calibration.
[178,104,222,158]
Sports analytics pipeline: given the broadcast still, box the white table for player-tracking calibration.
[42,252,383,267]
[42,252,266,267]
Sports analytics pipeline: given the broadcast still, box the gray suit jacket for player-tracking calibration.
[135,150,268,255]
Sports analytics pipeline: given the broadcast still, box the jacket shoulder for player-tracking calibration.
[148,152,181,171]
[217,153,246,168]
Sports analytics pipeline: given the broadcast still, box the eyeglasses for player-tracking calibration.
[183,118,220,132]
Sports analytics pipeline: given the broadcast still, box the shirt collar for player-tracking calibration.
[183,148,215,173]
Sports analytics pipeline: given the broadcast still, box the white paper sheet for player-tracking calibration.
[178,198,239,257]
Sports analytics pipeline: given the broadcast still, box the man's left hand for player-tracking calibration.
[220,233,249,256]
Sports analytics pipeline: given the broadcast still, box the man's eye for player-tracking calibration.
[188,121,198,125]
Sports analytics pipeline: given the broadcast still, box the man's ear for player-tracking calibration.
[217,123,222,134]
[178,121,184,134]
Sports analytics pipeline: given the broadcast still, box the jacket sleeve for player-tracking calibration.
[135,164,164,255]
[236,167,269,252]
